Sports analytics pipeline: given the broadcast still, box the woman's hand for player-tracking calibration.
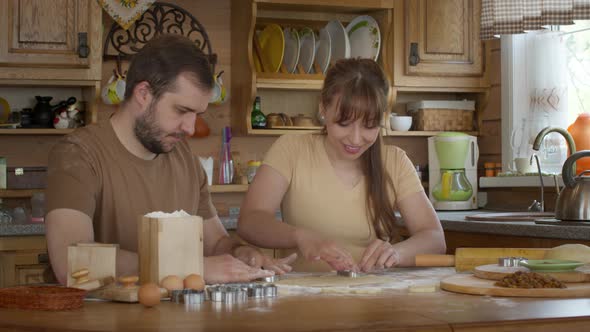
[233,245,297,274]
[204,254,274,284]
[359,239,400,273]
[294,228,357,271]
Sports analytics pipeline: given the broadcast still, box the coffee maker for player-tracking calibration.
[428,133,478,210]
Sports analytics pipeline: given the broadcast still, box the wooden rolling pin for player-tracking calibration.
[415,248,549,271]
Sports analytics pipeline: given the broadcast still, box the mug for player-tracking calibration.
[101,75,126,105]
[512,157,536,175]
[209,71,227,105]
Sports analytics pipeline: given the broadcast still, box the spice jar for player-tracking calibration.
[246,160,262,184]
[484,162,495,177]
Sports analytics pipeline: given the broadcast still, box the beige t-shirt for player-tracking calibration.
[46,120,216,253]
[264,134,423,271]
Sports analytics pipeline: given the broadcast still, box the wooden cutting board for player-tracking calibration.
[441,274,590,298]
[474,264,590,283]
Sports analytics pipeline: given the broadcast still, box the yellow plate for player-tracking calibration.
[254,24,284,73]
[0,97,10,123]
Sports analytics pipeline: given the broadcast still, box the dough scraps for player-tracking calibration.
[276,273,394,288]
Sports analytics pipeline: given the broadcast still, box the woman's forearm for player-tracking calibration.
[392,228,446,266]
[237,210,299,249]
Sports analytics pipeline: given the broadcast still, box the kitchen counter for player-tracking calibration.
[1,268,589,331]
[2,210,590,241]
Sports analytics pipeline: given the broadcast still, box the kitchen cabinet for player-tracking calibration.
[391,0,488,89]
[0,0,102,81]
[230,0,394,136]
[0,236,52,287]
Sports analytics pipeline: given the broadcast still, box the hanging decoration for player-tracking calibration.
[97,0,156,30]
[481,0,590,40]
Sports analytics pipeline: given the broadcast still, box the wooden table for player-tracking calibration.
[1,270,590,331]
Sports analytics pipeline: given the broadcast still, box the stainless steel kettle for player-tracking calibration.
[555,150,590,221]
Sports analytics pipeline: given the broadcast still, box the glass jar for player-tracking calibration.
[484,162,495,177]
[246,160,262,184]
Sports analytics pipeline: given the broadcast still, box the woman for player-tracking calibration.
[237,58,446,272]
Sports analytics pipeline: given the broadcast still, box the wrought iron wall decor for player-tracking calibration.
[103,1,217,72]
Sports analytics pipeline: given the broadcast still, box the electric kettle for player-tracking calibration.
[555,150,590,221]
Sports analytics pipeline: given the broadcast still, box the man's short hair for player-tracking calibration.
[124,34,214,102]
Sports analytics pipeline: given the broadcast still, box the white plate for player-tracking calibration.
[282,27,300,73]
[314,28,331,74]
[346,15,381,61]
[298,27,316,73]
[325,20,350,64]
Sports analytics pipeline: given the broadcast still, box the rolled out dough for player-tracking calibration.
[276,274,394,288]
[545,244,590,263]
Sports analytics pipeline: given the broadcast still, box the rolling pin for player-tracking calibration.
[415,248,549,271]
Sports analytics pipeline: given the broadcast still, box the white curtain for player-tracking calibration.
[510,31,570,173]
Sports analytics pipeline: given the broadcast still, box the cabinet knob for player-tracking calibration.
[409,42,420,66]
[78,32,90,58]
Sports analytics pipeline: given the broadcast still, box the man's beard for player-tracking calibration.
[133,101,179,154]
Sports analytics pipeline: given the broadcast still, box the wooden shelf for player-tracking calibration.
[256,73,324,90]
[0,189,44,198]
[0,129,75,135]
[383,130,479,137]
[209,184,249,193]
[248,127,323,136]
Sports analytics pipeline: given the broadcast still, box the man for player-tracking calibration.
[45,34,295,285]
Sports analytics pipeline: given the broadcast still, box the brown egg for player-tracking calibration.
[183,274,205,291]
[138,283,161,307]
[160,275,183,292]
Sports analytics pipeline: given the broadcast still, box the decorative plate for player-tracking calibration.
[314,28,331,74]
[254,24,284,73]
[519,259,585,272]
[298,27,316,73]
[325,20,350,64]
[0,97,10,123]
[282,27,300,73]
[346,15,381,61]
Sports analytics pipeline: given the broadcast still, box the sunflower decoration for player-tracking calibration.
[120,0,138,8]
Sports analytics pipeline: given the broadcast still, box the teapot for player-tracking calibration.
[33,96,76,128]
[555,150,590,221]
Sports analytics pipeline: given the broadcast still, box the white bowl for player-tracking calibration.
[390,115,412,131]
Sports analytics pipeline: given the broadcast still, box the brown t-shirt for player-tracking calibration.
[46,120,216,252]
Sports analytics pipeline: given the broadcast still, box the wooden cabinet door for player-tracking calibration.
[0,0,102,78]
[0,250,50,287]
[393,0,488,88]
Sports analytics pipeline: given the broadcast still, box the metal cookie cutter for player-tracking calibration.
[337,270,360,278]
[183,290,205,304]
[256,275,280,283]
[170,289,185,304]
[263,284,277,297]
[498,257,527,267]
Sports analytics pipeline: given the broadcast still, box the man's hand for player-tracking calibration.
[204,254,274,284]
[294,228,357,272]
[359,239,400,273]
[233,245,297,274]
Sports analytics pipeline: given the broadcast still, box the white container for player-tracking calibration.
[390,115,412,131]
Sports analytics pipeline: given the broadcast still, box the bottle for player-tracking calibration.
[246,160,262,184]
[568,113,590,175]
[251,96,266,129]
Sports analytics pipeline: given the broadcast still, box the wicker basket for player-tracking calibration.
[413,108,474,131]
[0,286,86,311]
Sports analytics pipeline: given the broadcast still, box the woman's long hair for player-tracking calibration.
[320,58,396,241]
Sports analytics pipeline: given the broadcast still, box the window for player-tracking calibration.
[501,21,590,175]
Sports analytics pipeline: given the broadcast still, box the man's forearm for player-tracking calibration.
[117,249,139,277]
[211,234,246,256]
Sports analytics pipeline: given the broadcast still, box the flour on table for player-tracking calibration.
[276,268,454,295]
